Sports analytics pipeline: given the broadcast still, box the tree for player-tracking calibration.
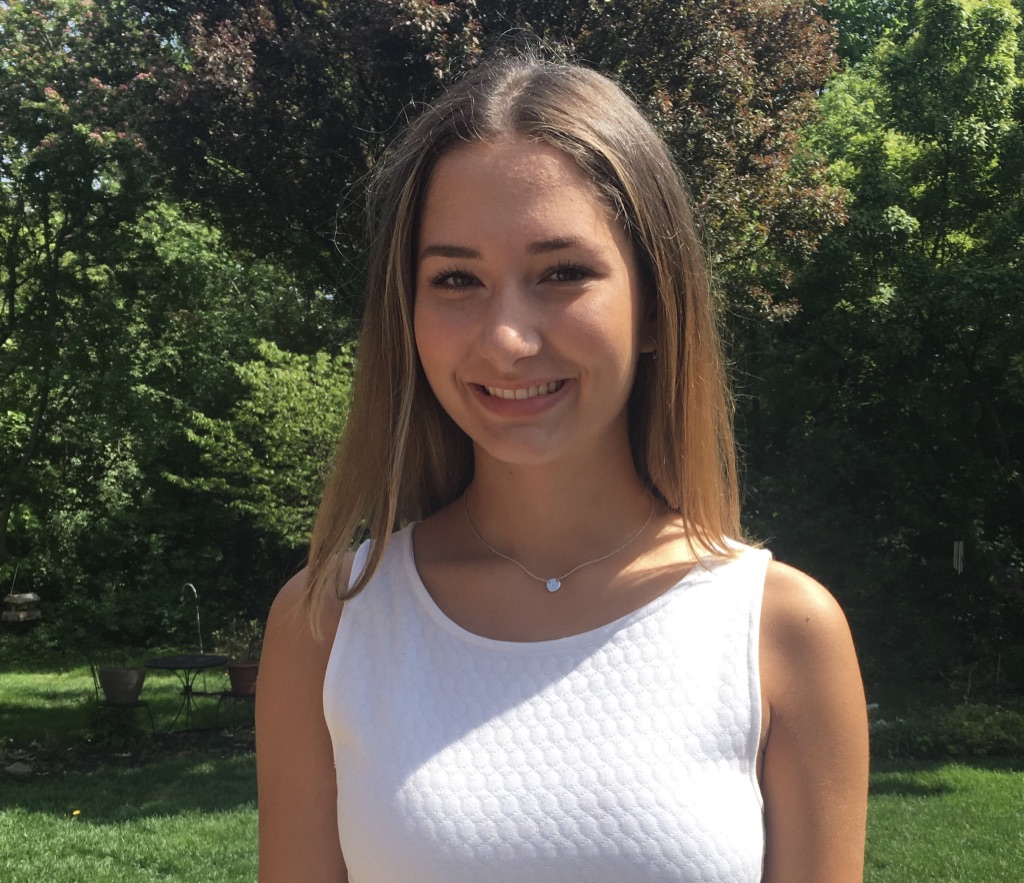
[0,2,352,646]
[825,0,914,63]
[145,0,483,329]
[148,0,844,319]
[4,194,350,649]
[0,0,164,569]
[743,0,1024,692]
[172,339,353,552]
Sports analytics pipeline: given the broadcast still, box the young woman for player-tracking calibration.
[257,56,869,882]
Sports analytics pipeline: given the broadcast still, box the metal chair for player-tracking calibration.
[216,689,255,728]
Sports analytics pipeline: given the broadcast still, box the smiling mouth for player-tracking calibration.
[482,380,564,400]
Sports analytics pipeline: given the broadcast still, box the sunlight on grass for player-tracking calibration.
[1,807,256,883]
[1,752,257,883]
[866,762,1024,882]
[4,668,1024,881]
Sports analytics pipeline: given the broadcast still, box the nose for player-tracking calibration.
[476,283,541,369]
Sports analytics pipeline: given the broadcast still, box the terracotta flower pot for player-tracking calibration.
[98,667,146,705]
[227,661,259,696]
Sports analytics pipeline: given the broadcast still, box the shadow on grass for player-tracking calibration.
[1,677,230,746]
[0,748,256,823]
[872,756,1024,776]
[869,755,1024,801]
[869,776,954,798]
[0,696,205,745]
[947,756,1024,774]
[0,700,92,744]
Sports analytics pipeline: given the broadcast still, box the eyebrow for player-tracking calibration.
[528,236,583,254]
[418,244,479,261]
[418,236,584,262]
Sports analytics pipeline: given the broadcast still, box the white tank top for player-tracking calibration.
[324,524,768,882]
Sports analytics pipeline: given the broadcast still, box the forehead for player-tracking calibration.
[433,136,595,190]
[418,137,619,243]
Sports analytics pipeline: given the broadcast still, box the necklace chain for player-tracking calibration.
[462,494,656,592]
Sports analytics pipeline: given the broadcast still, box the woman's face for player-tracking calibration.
[413,137,650,471]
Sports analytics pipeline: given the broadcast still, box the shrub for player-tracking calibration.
[871,703,1024,760]
[211,618,264,662]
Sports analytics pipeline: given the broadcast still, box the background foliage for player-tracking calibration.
[741,0,1024,696]
[1,0,1022,705]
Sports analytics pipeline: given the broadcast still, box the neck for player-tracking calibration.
[464,444,656,577]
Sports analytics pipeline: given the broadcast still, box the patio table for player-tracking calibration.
[146,653,228,731]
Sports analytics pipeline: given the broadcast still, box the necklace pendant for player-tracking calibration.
[546,578,561,593]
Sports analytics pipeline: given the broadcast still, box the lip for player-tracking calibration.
[469,378,572,416]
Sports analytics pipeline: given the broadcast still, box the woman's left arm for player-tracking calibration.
[759,561,870,883]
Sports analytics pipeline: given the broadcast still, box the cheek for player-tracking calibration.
[414,300,459,391]
[413,291,439,350]
[570,294,641,364]
[412,301,428,363]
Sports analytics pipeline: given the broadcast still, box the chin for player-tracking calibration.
[474,444,565,469]
[467,431,571,469]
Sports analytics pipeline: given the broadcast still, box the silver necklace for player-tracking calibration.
[462,494,656,592]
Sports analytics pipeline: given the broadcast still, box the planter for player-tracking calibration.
[226,661,259,696]
[98,666,146,705]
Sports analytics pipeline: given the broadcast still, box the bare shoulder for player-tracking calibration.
[257,556,353,883]
[759,558,865,729]
[761,560,853,655]
[259,556,351,727]
[266,557,349,644]
[758,559,869,882]
[264,566,310,646]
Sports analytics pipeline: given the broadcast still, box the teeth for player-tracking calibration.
[485,381,562,400]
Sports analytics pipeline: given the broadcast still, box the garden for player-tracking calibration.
[3,633,1023,881]
[3,0,1024,879]
[1,632,261,883]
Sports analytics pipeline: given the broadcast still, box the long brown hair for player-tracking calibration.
[305,55,740,631]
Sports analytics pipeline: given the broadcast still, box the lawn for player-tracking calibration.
[865,761,1024,881]
[1,665,239,744]
[1,752,256,883]
[2,665,1023,881]
[1,662,257,882]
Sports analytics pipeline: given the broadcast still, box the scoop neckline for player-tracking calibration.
[401,522,725,651]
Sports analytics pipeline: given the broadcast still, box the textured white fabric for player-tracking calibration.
[324,524,769,882]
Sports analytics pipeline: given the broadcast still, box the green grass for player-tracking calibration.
[1,668,98,744]
[1,753,256,882]
[1,662,256,882]
[6,755,1021,883]
[865,761,1024,882]
[1,665,238,744]
[3,663,1024,881]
